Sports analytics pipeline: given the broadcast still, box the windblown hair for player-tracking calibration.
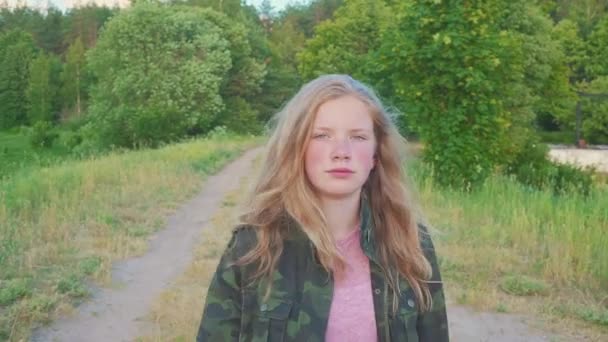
[238,74,433,311]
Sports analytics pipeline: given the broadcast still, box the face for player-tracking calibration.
[304,95,377,201]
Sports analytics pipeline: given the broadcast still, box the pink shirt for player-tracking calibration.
[325,228,378,342]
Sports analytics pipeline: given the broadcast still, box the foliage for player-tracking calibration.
[218,98,262,134]
[505,136,594,195]
[29,121,59,148]
[254,14,307,124]
[297,0,392,82]
[587,14,608,77]
[497,2,576,164]
[0,29,37,129]
[86,3,233,148]
[379,0,521,190]
[277,0,344,38]
[26,53,59,124]
[60,37,88,119]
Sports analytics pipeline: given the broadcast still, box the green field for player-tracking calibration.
[0,130,72,180]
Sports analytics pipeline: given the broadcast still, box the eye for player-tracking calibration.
[313,133,329,139]
[352,135,368,141]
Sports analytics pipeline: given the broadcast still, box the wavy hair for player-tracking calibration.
[237,74,433,311]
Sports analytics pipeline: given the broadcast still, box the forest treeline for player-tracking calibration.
[1,0,607,189]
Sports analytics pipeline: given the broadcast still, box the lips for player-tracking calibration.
[327,168,354,173]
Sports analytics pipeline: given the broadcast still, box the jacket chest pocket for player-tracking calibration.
[240,291,293,342]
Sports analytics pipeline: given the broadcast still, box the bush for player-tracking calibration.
[29,121,58,148]
[57,130,83,150]
[552,163,594,195]
[506,139,594,195]
[537,130,576,145]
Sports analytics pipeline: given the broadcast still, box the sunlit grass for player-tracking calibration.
[0,135,260,341]
[410,160,608,338]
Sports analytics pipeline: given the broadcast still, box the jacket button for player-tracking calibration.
[374,288,381,295]
[260,303,268,311]
[407,299,415,308]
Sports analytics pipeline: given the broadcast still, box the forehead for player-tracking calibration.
[313,95,374,129]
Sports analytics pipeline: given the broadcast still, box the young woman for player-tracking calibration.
[196,74,449,341]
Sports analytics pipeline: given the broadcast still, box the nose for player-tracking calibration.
[331,138,351,161]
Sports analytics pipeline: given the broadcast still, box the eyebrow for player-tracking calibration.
[313,127,373,133]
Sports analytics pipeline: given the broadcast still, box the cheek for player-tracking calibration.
[354,144,376,170]
[304,142,325,174]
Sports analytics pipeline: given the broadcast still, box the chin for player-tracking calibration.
[317,185,363,199]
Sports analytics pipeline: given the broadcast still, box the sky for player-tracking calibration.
[3,0,303,13]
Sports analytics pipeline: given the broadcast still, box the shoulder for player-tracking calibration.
[226,224,259,258]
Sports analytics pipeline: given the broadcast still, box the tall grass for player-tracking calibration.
[410,160,608,334]
[0,135,260,341]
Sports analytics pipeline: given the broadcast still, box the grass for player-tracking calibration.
[410,160,608,338]
[0,134,260,341]
[0,129,72,180]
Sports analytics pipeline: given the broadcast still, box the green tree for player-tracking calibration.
[33,6,65,54]
[86,3,233,147]
[552,0,607,37]
[552,19,588,84]
[580,77,608,144]
[587,14,608,78]
[63,4,116,50]
[255,19,306,124]
[191,1,268,133]
[498,2,575,155]
[297,0,392,82]
[279,0,344,38]
[0,29,37,128]
[379,0,520,189]
[26,52,55,124]
[60,37,87,118]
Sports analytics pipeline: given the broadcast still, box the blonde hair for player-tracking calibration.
[238,74,433,311]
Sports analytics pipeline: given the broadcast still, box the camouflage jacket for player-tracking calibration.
[197,198,449,342]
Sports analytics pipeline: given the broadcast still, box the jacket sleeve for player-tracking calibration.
[196,228,253,342]
[417,224,450,342]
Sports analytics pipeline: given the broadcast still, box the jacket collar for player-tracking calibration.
[284,192,381,264]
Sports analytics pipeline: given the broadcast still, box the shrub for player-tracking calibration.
[29,121,58,148]
[506,138,594,195]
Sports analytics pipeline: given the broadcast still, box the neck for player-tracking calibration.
[320,190,361,240]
